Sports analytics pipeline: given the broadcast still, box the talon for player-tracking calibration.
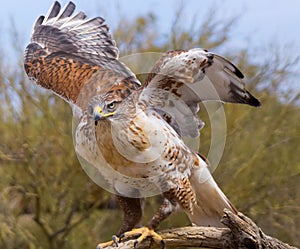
[112,235,118,247]
[119,233,125,242]
[161,240,165,249]
[96,235,120,249]
[134,240,138,248]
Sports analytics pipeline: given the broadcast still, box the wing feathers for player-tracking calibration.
[70,17,105,31]
[206,54,261,106]
[24,1,140,109]
[213,54,244,79]
[142,48,260,137]
[33,16,44,33]
[57,1,76,20]
[26,1,118,60]
[44,1,61,22]
[60,12,87,29]
[145,48,260,106]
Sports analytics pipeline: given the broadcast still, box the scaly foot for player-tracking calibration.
[121,227,164,248]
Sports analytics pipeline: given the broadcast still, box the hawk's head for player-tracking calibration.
[88,92,137,126]
[88,95,120,125]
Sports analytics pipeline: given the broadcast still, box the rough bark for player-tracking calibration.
[101,209,298,249]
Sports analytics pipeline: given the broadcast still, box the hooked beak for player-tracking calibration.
[93,106,103,126]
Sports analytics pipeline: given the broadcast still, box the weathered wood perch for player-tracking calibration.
[102,209,298,249]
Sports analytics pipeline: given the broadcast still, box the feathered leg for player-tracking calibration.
[116,195,143,235]
[147,196,180,229]
[121,196,179,248]
[96,196,143,249]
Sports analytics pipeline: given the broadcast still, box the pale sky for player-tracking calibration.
[1,0,300,67]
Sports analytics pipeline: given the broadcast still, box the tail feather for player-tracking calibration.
[188,165,237,227]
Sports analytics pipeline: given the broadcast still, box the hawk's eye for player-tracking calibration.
[106,101,116,110]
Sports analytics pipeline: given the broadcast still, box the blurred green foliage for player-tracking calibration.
[0,5,299,249]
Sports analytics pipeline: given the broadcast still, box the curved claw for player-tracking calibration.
[96,235,119,249]
[112,235,118,246]
[118,233,125,242]
[161,239,165,249]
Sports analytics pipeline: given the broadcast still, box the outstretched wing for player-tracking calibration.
[24,1,140,110]
[142,48,260,137]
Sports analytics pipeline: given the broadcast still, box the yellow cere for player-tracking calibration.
[94,106,103,115]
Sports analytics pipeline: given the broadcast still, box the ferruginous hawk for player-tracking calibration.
[24,1,260,247]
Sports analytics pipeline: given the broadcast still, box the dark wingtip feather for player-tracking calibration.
[233,65,244,79]
[214,54,244,79]
[46,1,61,20]
[58,1,76,19]
[246,91,261,107]
[229,82,261,107]
[33,16,45,31]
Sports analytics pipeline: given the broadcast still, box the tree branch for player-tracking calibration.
[101,209,298,249]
